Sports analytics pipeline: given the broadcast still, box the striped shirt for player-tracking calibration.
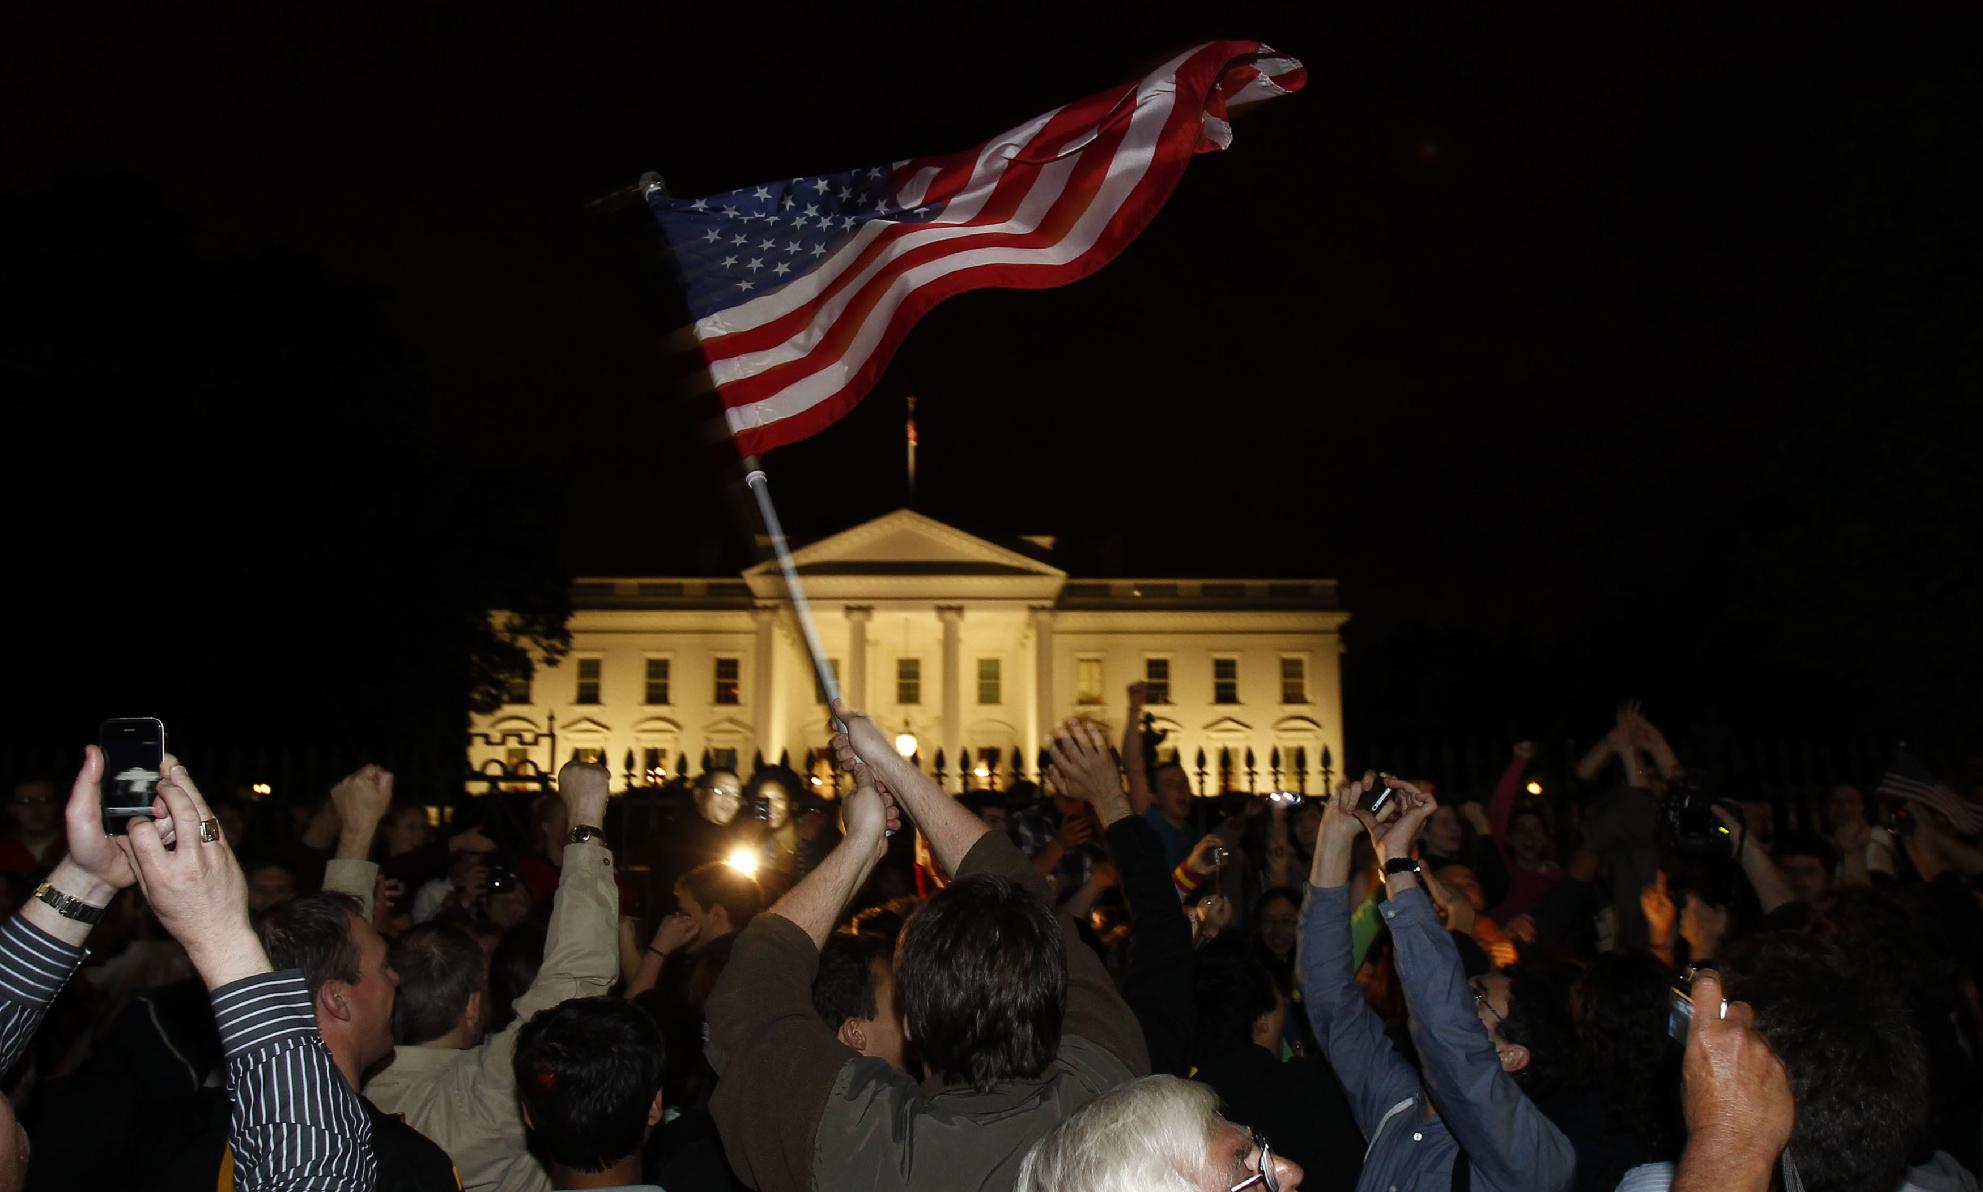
[213,970,378,1191]
[0,912,376,1191]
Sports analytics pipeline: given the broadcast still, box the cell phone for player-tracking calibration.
[1886,807,1917,840]
[1667,977,1729,1045]
[1357,784,1397,818]
[1266,791,1303,805]
[100,717,166,835]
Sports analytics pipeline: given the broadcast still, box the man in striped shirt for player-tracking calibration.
[0,745,376,1191]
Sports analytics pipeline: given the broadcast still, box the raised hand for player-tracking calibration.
[1057,813,1094,850]
[1125,680,1147,712]
[1186,834,1227,874]
[828,700,896,773]
[64,745,152,892]
[842,771,898,861]
[1677,971,1793,1185]
[1641,870,1678,949]
[1047,719,1129,822]
[330,764,394,826]
[116,761,268,990]
[558,760,611,830]
[1352,774,1437,866]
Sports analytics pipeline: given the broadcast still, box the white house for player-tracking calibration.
[468,510,1348,797]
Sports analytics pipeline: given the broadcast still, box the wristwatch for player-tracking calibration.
[33,881,107,924]
[1382,856,1423,882]
[567,824,607,846]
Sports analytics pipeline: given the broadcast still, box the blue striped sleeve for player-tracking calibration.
[211,970,377,1192]
[0,914,88,1074]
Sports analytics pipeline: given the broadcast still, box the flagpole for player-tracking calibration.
[743,462,842,711]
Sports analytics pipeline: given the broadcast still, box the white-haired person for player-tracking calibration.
[1016,1074,1304,1191]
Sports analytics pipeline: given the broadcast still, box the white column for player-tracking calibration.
[1030,606,1055,779]
[752,606,775,769]
[938,606,963,792]
[845,605,871,710]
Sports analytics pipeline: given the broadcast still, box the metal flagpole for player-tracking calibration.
[743,463,841,710]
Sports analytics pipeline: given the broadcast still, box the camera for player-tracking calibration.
[485,865,517,894]
[1884,807,1917,839]
[1357,784,1397,818]
[1667,971,1729,1045]
[1265,790,1303,806]
[1210,846,1232,869]
[1663,769,1741,854]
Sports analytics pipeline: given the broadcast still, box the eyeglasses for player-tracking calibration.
[1471,978,1504,1025]
[1229,1127,1279,1192]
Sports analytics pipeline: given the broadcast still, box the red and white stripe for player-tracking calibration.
[694,40,1306,457]
[1877,771,1983,835]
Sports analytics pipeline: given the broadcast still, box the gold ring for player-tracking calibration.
[197,818,221,843]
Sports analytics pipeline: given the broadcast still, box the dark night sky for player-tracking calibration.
[3,3,1977,772]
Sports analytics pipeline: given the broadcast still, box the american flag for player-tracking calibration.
[648,40,1306,458]
[1876,748,1982,835]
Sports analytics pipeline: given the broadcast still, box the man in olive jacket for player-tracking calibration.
[705,707,1149,1192]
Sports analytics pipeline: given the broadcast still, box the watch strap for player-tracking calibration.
[1382,856,1422,878]
[567,824,606,845]
[33,881,106,924]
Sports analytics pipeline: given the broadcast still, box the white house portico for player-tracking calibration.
[469,510,1349,797]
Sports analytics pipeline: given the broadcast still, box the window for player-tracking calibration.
[502,669,531,705]
[644,658,671,705]
[977,658,1002,705]
[575,658,601,705]
[897,658,922,705]
[1280,656,1308,704]
[1143,658,1171,705]
[569,747,605,766]
[642,747,666,777]
[813,659,841,705]
[713,657,741,705]
[1075,657,1104,705]
[1213,657,1239,704]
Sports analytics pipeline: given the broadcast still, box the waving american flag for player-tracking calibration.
[649,40,1305,457]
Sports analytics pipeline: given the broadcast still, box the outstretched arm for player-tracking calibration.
[768,774,899,948]
[1122,681,1154,817]
[833,701,987,875]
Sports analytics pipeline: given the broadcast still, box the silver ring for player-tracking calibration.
[197,818,221,844]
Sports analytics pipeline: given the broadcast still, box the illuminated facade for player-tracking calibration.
[468,510,1348,796]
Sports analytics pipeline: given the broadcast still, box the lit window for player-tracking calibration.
[1075,657,1104,705]
[575,658,602,705]
[1143,658,1171,705]
[1213,657,1239,705]
[714,657,741,705]
[644,658,671,705]
[897,658,922,705]
[977,658,1002,705]
[1280,657,1307,704]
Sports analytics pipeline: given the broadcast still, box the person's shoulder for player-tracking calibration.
[1049,1034,1137,1089]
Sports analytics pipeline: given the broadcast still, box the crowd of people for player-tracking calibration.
[0,688,1978,1192]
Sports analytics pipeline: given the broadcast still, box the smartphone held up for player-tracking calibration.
[100,717,165,835]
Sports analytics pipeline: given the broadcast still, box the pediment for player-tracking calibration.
[1274,716,1323,734]
[745,510,1064,579]
[560,716,613,740]
[1200,716,1255,738]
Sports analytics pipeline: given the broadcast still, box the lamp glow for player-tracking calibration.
[724,846,761,878]
[894,732,918,758]
[1525,780,1544,796]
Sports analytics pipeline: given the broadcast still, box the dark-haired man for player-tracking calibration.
[254,891,461,1191]
[704,704,1147,1192]
[514,997,667,1191]
[810,932,908,1073]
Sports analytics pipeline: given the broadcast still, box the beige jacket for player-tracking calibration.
[332,842,621,1192]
